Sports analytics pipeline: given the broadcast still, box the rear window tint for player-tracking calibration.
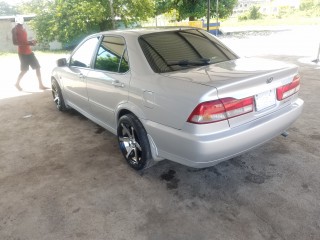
[139,29,238,73]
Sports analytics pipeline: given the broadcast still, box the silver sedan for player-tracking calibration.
[51,28,304,170]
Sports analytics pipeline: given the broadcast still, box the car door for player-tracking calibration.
[86,35,130,132]
[62,36,100,113]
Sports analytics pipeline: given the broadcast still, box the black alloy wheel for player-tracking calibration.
[52,79,67,111]
[117,114,152,170]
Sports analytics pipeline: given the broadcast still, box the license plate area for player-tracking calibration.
[255,89,276,111]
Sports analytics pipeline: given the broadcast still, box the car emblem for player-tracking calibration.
[266,77,273,84]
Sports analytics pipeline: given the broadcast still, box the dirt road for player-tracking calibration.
[0,29,320,240]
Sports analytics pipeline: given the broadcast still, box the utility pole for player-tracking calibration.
[207,0,210,32]
[109,0,115,30]
[216,0,219,36]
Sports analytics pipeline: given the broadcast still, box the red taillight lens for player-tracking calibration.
[221,97,254,119]
[277,75,300,100]
[187,97,254,124]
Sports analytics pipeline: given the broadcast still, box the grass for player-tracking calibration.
[220,15,320,28]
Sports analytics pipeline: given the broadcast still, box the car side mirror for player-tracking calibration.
[57,58,67,67]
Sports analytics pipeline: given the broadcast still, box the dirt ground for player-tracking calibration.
[0,27,320,240]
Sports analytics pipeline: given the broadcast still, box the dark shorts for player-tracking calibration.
[18,52,40,71]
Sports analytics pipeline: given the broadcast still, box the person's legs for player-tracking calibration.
[15,54,28,91]
[30,53,47,89]
[35,67,47,89]
[15,70,27,91]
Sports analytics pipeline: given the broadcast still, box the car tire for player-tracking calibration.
[52,79,67,111]
[117,114,152,170]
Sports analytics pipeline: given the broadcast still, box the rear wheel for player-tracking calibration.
[52,79,67,111]
[117,114,152,170]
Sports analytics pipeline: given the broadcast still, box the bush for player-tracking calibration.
[277,6,296,18]
[299,0,320,16]
[238,6,263,21]
[238,14,248,21]
[300,0,315,11]
[249,6,262,19]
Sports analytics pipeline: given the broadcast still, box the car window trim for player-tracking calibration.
[196,30,238,59]
[69,35,101,69]
[93,34,130,74]
[118,48,128,73]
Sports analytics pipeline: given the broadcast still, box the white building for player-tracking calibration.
[233,0,300,15]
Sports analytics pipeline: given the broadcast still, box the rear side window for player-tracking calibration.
[94,36,129,73]
[139,29,238,73]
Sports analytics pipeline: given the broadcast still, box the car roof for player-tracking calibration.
[96,27,201,37]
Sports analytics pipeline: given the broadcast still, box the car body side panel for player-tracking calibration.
[86,70,131,131]
[57,67,91,113]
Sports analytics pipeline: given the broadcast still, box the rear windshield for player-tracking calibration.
[139,29,238,73]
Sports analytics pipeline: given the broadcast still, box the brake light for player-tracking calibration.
[277,75,300,100]
[187,97,254,124]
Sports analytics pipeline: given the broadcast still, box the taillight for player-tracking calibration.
[187,97,254,124]
[277,75,300,100]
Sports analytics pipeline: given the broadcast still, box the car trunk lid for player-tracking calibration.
[163,57,299,128]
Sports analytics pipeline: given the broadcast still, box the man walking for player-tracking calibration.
[12,16,47,91]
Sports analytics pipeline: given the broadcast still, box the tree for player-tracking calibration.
[156,0,237,21]
[249,6,262,20]
[299,0,320,16]
[113,0,155,26]
[20,0,155,45]
[0,1,19,16]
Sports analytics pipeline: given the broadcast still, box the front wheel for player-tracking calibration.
[117,114,152,170]
[52,79,67,111]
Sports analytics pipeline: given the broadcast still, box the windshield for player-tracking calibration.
[139,29,238,73]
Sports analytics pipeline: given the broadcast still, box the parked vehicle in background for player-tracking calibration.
[51,27,304,170]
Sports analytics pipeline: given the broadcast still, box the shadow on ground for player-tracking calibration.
[0,53,319,239]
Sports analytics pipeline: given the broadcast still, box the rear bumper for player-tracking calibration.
[145,98,304,168]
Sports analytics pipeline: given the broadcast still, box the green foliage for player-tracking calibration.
[238,14,248,21]
[95,55,129,73]
[300,0,315,10]
[238,6,263,21]
[277,6,296,19]
[113,0,155,26]
[0,1,19,15]
[21,0,105,44]
[249,6,262,19]
[20,0,155,45]
[18,0,236,46]
[156,0,237,21]
[299,0,320,16]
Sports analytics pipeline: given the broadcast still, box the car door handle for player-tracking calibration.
[78,73,85,79]
[112,80,125,88]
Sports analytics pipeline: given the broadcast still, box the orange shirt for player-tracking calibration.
[13,24,32,55]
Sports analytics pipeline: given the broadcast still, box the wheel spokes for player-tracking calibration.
[53,96,59,103]
[119,123,142,164]
[52,86,60,106]
[119,136,130,143]
[121,123,132,138]
[135,141,142,151]
[126,146,134,159]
